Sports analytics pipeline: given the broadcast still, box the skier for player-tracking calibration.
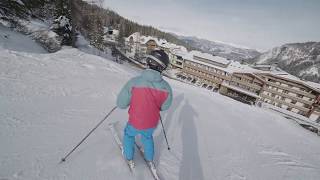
[116,49,173,169]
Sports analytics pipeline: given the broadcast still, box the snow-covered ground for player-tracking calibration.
[1,32,320,180]
[0,24,47,53]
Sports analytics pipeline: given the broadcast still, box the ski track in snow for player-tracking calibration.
[1,47,320,180]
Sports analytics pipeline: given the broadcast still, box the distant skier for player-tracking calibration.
[116,49,173,169]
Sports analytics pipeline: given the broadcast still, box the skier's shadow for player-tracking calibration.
[154,93,184,163]
[178,100,204,180]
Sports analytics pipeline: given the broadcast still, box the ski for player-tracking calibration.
[109,123,161,180]
[108,123,135,172]
[135,143,161,180]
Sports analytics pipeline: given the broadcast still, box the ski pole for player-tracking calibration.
[159,116,171,150]
[60,106,117,163]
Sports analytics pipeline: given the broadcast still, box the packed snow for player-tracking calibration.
[0,19,62,53]
[0,24,47,53]
[1,37,320,179]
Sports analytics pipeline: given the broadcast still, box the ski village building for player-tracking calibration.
[171,50,320,123]
[122,32,320,124]
[124,32,187,64]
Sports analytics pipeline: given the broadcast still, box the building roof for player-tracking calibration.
[250,64,320,93]
[126,32,188,52]
[171,49,189,57]
[184,53,261,74]
[256,72,320,93]
[190,51,230,65]
[306,81,320,91]
[140,36,158,45]
[126,32,141,42]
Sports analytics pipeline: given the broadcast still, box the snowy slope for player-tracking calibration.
[1,46,320,180]
[0,24,47,53]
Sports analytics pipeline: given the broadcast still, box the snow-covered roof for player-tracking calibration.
[190,50,230,66]
[306,81,320,91]
[158,39,167,45]
[126,32,141,42]
[227,61,262,74]
[171,49,189,58]
[257,71,320,93]
[126,32,188,52]
[126,33,160,45]
[140,36,158,45]
[183,51,260,74]
[184,55,231,72]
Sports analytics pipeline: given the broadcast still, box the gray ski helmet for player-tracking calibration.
[146,50,169,72]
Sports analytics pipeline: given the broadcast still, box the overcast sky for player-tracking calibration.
[102,0,320,51]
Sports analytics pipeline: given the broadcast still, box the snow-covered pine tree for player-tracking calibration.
[0,0,29,21]
[78,0,105,51]
[0,0,48,21]
[52,0,73,46]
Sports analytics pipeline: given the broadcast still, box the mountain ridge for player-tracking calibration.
[174,34,261,61]
[250,41,320,83]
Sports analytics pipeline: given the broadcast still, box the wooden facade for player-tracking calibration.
[145,40,158,54]
[169,53,184,69]
[178,57,265,104]
[255,73,320,119]
[219,73,265,104]
[181,59,231,88]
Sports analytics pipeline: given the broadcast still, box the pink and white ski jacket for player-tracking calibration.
[116,69,173,130]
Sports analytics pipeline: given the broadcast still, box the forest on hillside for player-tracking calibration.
[0,0,196,51]
[72,0,195,50]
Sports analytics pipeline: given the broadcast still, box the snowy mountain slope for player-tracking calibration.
[0,24,47,53]
[1,18,62,53]
[251,42,320,83]
[177,35,261,61]
[1,47,320,180]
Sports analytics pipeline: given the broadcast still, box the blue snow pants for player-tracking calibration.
[123,123,155,161]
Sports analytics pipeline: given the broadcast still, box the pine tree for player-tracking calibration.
[54,0,71,19]
[0,0,29,20]
[52,0,74,46]
[22,0,46,12]
[91,17,104,50]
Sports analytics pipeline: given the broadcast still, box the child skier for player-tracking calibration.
[116,49,173,169]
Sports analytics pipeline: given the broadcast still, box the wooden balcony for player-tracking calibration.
[184,63,230,80]
[182,69,222,85]
[230,78,263,90]
[260,75,310,91]
[266,81,316,99]
[233,74,264,85]
[264,88,314,106]
[260,94,310,113]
